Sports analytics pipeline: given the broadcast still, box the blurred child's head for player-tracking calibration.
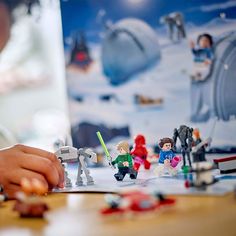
[197,33,213,48]
[0,0,39,52]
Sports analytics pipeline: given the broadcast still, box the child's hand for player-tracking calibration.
[0,144,64,198]
[189,40,195,48]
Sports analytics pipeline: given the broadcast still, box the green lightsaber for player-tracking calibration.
[96,131,114,168]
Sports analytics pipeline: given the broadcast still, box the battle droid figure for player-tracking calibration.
[173,125,193,168]
[112,141,138,181]
[154,137,180,176]
[55,144,97,187]
[131,134,151,171]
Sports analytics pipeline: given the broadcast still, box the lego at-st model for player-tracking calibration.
[13,178,49,218]
[112,141,138,181]
[55,143,97,187]
[100,190,176,216]
[173,125,193,168]
[130,134,151,171]
[154,137,181,176]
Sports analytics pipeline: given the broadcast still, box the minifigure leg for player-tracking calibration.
[130,168,138,179]
[187,152,192,167]
[154,164,165,176]
[168,166,178,176]
[182,151,186,168]
[133,162,141,171]
[114,168,126,181]
[144,159,151,169]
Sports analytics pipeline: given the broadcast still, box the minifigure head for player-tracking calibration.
[197,33,213,48]
[134,134,146,146]
[117,141,129,154]
[159,138,174,151]
[193,128,200,139]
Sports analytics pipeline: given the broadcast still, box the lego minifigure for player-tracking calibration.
[13,178,48,218]
[130,134,151,171]
[112,141,138,181]
[173,125,193,168]
[192,128,207,162]
[154,138,180,176]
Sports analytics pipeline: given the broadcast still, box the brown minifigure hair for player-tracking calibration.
[159,137,174,148]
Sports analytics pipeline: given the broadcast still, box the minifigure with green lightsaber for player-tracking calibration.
[97,131,138,181]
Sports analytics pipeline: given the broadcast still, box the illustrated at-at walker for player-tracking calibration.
[160,12,186,42]
[55,143,97,187]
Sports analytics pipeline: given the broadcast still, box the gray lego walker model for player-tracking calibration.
[54,140,97,187]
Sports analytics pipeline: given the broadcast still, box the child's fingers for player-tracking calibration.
[9,168,49,192]
[3,183,21,199]
[19,154,60,187]
[17,144,64,185]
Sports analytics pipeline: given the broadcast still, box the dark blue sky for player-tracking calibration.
[60,0,236,43]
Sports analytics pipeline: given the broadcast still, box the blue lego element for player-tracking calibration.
[158,150,175,164]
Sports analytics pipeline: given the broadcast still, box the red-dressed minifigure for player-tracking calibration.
[131,134,151,171]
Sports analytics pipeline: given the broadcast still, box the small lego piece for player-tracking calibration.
[213,156,236,174]
[184,162,218,190]
[173,125,193,168]
[130,134,151,171]
[111,141,138,181]
[154,137,180,176]
[100,190,176,216]
[13,178,49,218]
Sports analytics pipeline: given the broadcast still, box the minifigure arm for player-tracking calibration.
[187,129,193,152]
[128,154,133,168]
[173,129,178,151]
[111,157,118,166]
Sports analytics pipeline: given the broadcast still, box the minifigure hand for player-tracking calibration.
[0,144,64,199]
[123,161,129,167]
[204,59,212,65]
[189,40,195,48]
[164,159,170,167]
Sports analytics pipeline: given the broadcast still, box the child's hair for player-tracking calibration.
[117,141,129,153]
[0,0,40,15]
[197,33,213,46]
[159,137,174,148]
